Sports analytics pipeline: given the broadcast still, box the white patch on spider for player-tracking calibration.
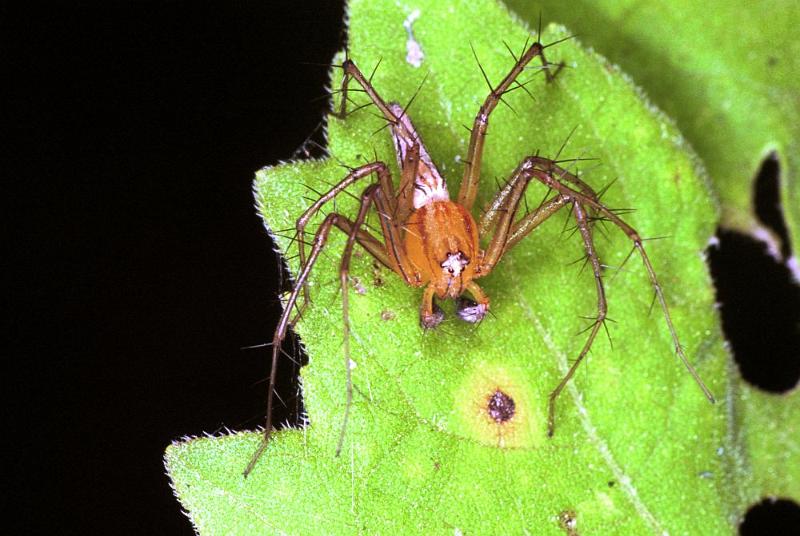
[388,103,449,208]
[441,252,468,276]
[751,225,782,261]
[787,255,800,284]
[402,9,424,67]
[413,177,449,208]
[458,302,487,323]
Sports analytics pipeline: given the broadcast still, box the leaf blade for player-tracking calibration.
[166,1,738,533]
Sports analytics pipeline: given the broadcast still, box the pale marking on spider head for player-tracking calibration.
[441,251,469,277]
[388,103,449,208]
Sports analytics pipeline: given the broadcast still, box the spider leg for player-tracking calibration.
[474,155,713,437]
[244,210,344,477]
[337,59,443,227]
[504,195,570,254]
[245,185,402,476]
[526,156,599,199]
[394,139,418,225]
[420,284,444,329]
[336,60,408,134]
[334,61,429,232]
[452,162,568,325]
[295,162,395,307]
[458,40,562,211]
[547,201,606,436]
[476,160,570,275]
[455,281,491,324]
[336,183,382,456]
[337,60,391,120]
[503,151,603,253]
[245,158,420,476]
[525,159,716,405]
[335,215,393,270]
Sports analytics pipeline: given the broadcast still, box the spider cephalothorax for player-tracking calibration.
[243,35,715,478]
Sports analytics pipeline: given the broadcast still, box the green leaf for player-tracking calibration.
[504,0,800,276]
[166,0,796,533]
[504,0,800,518]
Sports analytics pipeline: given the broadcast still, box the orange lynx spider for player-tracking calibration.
[244,35,715,477]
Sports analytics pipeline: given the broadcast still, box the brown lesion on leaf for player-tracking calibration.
[486,389,515,423]
[453,364,543,448]
[478,385,521,448]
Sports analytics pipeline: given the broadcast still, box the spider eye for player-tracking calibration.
[441,251,468,277]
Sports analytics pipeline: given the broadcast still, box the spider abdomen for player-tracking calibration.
[404,200,481,298]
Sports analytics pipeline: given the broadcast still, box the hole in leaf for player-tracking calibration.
[487,389,516,423]
[740,497,800,535]
[707,229,800,392]
[753,153,790,260]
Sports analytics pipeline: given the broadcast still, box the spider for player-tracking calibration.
[243,35,715,477]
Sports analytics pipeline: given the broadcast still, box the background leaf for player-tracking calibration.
[165,0,796,533]
[504,0,800,275]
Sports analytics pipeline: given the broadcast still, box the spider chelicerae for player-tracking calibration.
[244,34,714,477]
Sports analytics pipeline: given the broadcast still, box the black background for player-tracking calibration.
[9,1,799,534]
[12,2,344,534]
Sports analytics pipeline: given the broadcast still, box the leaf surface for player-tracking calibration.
[505,0,800,516]
[164,0,790,533]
